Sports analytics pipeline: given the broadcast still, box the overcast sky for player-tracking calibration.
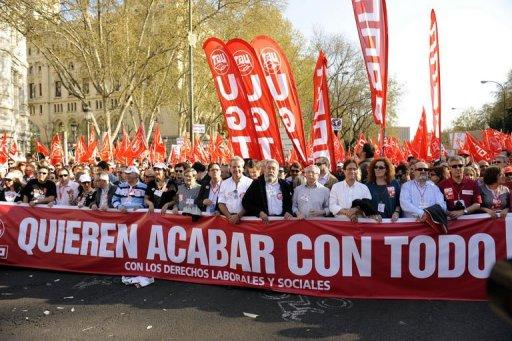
[284,0,512,133]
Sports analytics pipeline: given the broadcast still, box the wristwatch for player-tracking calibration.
[463,208,468,215]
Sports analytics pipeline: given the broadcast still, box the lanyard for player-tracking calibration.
[413,181,427,202]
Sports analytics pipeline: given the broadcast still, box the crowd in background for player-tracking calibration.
[1,142,511,226]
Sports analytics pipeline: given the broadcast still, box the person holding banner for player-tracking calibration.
[479,166,510,219]
[292,165,330,219]
[438,156,482,219]
[161,168,201,214]
[75,174,96,208]
[195,163,222,213]
[242,159,294,224]
[366,158,401,221]
[111,166,147,212]
[144,162,177,213]
[22,165,56,207]
[399,161,446,220]
[90,172,117,210]
[329,159,372,222]
[217,156,253,225]
[55,167,79,206]
[0,172,23,202]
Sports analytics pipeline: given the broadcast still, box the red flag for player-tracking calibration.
[463,133,491,162]
[149,125,166,163]
[36,141,50,157]
[332,132,345,165]
[114,129,130,165]
[226,38,285,164]
[74,136,87,163]
[203,37,262,159]
[351,0,389,144]
[310,51,336,170]
[429,9,442,159]
[482,128,503,157]
[354,133,367,156]
[8,140,17,157]
[99,133,111,162]
[410,108,431,161]
[192,137,208,164]
[49,134,64,166]
[0,133,8,164]
[251,35,308,163]
[129,125,148,164]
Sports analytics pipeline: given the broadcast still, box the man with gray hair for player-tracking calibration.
[242,159,294,223]
[438,155,481,219]
[218,156,253,224]
[292,165,330,219]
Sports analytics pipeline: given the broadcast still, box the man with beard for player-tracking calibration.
[242,159,294,224]
[400,161,446,220]
[22,165,57,207]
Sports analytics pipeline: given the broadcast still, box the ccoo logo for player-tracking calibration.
[210,48,230,75]
[260,47,281,74]
[232,50,253,76]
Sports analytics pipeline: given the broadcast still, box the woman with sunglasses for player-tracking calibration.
[366,158,401,221]
[0,172,23,202]
[75,174,96,208]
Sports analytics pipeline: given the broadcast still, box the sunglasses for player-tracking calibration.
[153,167,164,171]
[38,172,48,175]
[59,174,69,177]
[492,161,504,165]
[81,181,91,184]
[415,168,429,172]
[175,169,184,173]
[374,166,386,170]
[450,164,464,169]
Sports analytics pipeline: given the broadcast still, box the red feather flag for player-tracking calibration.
[74,136,87,163]
[332,132,345,165]
[354,133,367,157]
[410,108,431,161]
[36,141,50,157]
[463,133,491,162]
[129,125,148,164]
[99,133,111,161]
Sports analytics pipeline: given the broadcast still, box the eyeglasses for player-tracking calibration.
[415,168,429,172]
[153,167,164,171]
[81,181,91,184]
[175,169,184,173]
[315,163,325,167]
[290,169,300,173]
[450,164,464,169]
[374,166,386,170]
[59,174,69,178]
[38,172,48,175]
[492,161,504,165]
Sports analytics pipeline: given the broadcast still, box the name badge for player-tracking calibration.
[154,190,162,197]
[461,190,473,195]
[186,198,194,205]
[179,194,183,201]
[300,195,309,202]
[377,202,386,213]
[276,192,283,201]
[444,188,454,200]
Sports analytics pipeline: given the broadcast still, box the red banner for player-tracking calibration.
[311,51,336,169]
[226,38,285,164]
[49,134,64,166]
[251,35,308,164]
[351,0,389,135]
[430,9,442,159]
[203,37,262,160]
[0,203,508,300]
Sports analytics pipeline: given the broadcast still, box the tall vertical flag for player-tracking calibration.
[225,39,285,164]
[251,35,308,164]
[311,51,336,169]
[203,37,262,160]
[351,0,389,147]
[429,9,442,159]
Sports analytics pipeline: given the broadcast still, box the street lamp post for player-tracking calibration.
[481,80,507,131]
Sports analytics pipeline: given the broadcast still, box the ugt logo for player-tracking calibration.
[0,219,8,259]
[260,47,281,74]
[233,50,253,76]
[211,48,229,75]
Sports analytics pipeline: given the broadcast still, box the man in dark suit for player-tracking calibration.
[242,159,294,224]
[195,163,222,213]
[90,172,117,210]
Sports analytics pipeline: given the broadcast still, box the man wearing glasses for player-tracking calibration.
[399,161,446,219]
[55,168,79,206]
[438,156,482,219]
[314,156,338,190]
[491,155,508,169]
[22,166,57,207]
[292,165,330,219]
[218,156,253,224]
[285,162,306,188]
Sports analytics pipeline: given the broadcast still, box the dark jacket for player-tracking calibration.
[91,184,117,209]
[242,178,293,216]
[195,181,219,212]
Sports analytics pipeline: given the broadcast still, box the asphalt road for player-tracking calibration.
[0,266,510,340]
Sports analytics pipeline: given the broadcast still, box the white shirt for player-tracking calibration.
[206,180,222,213]
[266,181,283,216]
[99,186,110,208]
[329,180,371,215]
[318,173,329,186]
[56,181,79,206]
[218,175,253,214]
[400,180,447,218]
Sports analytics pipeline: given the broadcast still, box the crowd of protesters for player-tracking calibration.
[2,142,512,228]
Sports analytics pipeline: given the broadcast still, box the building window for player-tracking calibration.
[28,47,32,55]
[38,83,42,96]
[82,79,89,94]
[39,105,43,115]
[55,81,62,97]
[38,65,42,73]
[29,83,35,99]
[29,66,33,75]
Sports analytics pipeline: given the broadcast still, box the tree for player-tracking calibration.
[449,107,489,132]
